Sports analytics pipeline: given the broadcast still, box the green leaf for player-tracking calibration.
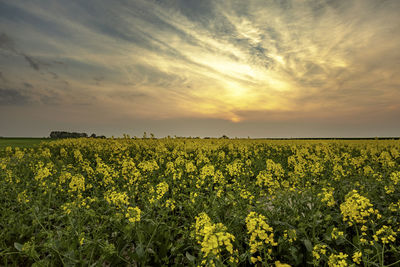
[352,235,360,246]
[303,239,313,252]
[14,242,23,251]
[186,251,196,262]
[136,244,145,259]
[146,247,155,255]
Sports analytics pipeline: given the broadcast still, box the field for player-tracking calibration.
[1,138,399,266]
[0,138,50,149]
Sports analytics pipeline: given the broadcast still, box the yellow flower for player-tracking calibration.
[246,212,277,260]
[331,227,344,240]
[275,261,291,267]
[125,207,141,223]
[164,199,176,211]
[340,190,379,225]
[104,190,129,208]
[328,252,348,267]
[283,229,297,243]
[156,181,169,200]
[17,190,30,204]
[194,212,237,264]
[69,174,85,192]
[319,187,336,207]
[312,244,327,260]
[352,251,362,264]
[374,225,397,244]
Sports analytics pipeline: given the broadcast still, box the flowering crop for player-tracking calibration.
[0,138,399,266]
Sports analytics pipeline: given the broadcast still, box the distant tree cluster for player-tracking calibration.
[203,135,229,139]
[89,133,106,139]
[50,131,105,139]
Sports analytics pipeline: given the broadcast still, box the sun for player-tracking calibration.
[230,116,241,123]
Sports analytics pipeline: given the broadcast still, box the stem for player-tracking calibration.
[355,224,360,243]
[47,189,52,231]
[32,205,70,265]
[353,225,366,266]
[145,221,160,255]
[32,207,47,233]
[343,237,359,250]
[385,258,400,267]
[51,247,66,266]
[116,254,131,264]
[88,246,95,265]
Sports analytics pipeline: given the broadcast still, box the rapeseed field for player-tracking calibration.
[1,138,399,266]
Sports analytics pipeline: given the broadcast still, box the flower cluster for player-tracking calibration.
[340,190,380,226]
[69,174,85,193]
[319,187,336,207]
[328,252,348,267]
[104,190,129,208]
[245,211,277,263]
[149,181,169,203]
[17,190,30,204]
[283,229,297,243]
[156,181,169,200]
[194,212,237,265]
[312,244,327,260]
[125,206,141,223]
[373,225,397,244]
[352,251,362,265]
[331,227,344,240]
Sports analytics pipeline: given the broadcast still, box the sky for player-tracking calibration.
[1,0,400,138]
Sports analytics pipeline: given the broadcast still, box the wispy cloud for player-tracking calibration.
[0,88,29,105]
[0,33,41,71]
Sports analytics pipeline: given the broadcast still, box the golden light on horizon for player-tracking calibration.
[230,115,242,123]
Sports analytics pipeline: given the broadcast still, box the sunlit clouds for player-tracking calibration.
[1,0,400,137]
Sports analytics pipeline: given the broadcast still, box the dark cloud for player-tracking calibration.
[93,76,104,82]
[49,72,58,79]
[23,82,33,88]
[0,72,6,82]
[0,33,18,53]
[0,33,41,71]
[0,88,29,105]
[93,76,104,85]
[22,54,40,70]
[38,90,62,105]
[163,0,216,24]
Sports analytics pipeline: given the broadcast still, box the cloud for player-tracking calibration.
[0,72,6,83]
[0,88,29,105]
[23,82,33,88]
[0,0,399,137]
[21,54,40,70]
[0,32,42,71]
[0,32,17,52]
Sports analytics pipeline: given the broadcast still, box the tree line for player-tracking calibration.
[50,131,105,139]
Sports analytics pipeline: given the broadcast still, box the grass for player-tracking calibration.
[0,138,50,148]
